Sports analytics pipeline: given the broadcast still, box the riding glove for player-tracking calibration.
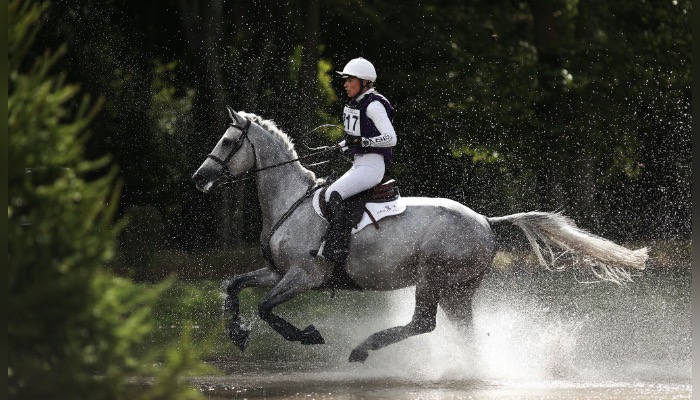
[344,135,372,148]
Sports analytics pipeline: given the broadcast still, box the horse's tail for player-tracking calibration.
[487,211,648,284]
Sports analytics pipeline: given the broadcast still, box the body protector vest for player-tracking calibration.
[343,92,395,164]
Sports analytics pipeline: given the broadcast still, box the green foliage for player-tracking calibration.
[27,0,691,259]
[144,280,226,350]
[452,145,503,164]
[320,0,690,237]
[148,60,195,205]
[314,58,340,127]
[8,1,212,398]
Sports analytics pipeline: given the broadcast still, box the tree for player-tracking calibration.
[28,0,689,263]
[8,2,209,397]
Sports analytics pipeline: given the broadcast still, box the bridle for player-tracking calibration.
[206,117,340,273]
[206,118,341,186]
[207,119,253,178]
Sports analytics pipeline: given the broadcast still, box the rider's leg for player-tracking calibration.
[323,153,385,201]
[312,154,385,264]
[313,190,352,263]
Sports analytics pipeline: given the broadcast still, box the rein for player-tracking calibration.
[260,181,322,274]
[207,117,332,273]
[208,119,340,187]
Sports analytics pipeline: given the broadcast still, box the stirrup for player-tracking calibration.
[310,240,346,264]
[309,241,326,258]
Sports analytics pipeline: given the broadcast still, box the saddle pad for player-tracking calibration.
[312,188,407,234]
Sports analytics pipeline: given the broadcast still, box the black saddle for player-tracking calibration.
[319,179,400,230]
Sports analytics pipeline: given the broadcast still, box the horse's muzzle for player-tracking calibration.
[192,171,217,193]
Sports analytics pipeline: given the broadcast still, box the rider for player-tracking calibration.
[311,57,397,264]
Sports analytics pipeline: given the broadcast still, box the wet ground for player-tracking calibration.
[187,267,692,399]
[193,362,690,399]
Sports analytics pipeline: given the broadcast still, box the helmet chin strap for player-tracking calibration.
[352,80,372,101]
[361,79,371,92]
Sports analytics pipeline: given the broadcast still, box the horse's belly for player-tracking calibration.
[345,257,417,290]
[344,196,495,290]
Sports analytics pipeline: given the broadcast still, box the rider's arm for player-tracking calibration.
[364,101,397,147]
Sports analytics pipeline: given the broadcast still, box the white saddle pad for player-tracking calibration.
[312,188,407,234]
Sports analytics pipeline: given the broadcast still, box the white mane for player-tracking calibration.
[238,111,297,155]
[237,111,316,181]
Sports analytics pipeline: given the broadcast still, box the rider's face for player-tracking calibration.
[343,77,362,98]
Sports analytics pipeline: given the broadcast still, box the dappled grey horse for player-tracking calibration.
[192,108,648,362]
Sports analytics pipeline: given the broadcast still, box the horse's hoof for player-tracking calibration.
[299,324,325,345]
[348,349,369,363]
[228,326,251,351]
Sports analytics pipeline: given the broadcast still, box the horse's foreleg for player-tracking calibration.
[224,267,281,350]
[349,281,439,363]
[258,266,326,345]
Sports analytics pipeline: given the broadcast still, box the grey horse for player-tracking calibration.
[192,108,648,363]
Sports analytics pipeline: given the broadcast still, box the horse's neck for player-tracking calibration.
[256,166,314,228]
[250,130,316,230]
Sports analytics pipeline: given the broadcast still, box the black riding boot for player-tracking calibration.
[311,191,352,265]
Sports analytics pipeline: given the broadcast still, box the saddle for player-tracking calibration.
[314,179,401,291]
[319,179,400,230]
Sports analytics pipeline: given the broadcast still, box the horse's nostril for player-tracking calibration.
[192,172,206,187]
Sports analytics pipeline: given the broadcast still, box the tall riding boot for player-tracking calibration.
[311,191,352,265]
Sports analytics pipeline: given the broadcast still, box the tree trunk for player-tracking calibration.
[178,0,234,247]
[528,0,564,211]
[297,0,320,132]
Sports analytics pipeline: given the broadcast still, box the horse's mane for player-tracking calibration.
[238,111,296,154]
[238,111,318,182]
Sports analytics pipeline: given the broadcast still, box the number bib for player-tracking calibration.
[343,106,361,136]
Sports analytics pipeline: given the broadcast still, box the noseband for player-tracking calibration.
[207,119,253,177]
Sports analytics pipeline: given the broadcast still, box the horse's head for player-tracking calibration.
[192,107,257,193]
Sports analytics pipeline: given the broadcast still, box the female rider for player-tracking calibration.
[311,57,397,264]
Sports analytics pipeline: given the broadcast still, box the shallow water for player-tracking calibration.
[194,361,690,399]
[192,268,692,399]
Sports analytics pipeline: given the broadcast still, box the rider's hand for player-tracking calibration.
[336,140,351,157]
[345,135,372,148]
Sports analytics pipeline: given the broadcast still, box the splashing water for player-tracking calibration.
[354,268,691,385]
[199,268,690,399]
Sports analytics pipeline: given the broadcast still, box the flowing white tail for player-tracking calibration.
[489,212,648,284]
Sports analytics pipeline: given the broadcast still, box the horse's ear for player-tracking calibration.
[226,106,243,125]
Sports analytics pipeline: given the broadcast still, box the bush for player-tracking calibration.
[8,2,212,398]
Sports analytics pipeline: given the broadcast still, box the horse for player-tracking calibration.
[192,108,648,363]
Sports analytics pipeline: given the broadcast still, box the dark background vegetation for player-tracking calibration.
[32,0,691,270]
[8,0,691,398]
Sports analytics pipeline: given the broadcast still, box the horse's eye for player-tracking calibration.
[222,138,233,146]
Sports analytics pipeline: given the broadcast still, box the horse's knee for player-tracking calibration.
[257,300,273,320]
[225,278,243,296]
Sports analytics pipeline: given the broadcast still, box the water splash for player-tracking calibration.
[323,268,692,385]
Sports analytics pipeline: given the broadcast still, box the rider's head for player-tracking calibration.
[336,57,376,98]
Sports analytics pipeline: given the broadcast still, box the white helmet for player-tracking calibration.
[336,57,377,82]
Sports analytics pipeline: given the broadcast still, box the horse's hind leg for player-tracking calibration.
[438,271,486,332]
[224,267,281,350]
[349,279,440,363]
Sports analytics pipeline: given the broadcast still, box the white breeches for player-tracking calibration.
[326,153,385,201]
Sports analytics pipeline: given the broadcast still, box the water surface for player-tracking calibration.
[192,267,691,399]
